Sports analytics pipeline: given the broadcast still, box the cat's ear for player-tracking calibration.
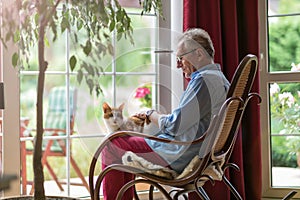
[118,103,125,110]
[102,102,111,112]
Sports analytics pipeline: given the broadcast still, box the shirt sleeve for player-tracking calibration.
[158,76,211,137]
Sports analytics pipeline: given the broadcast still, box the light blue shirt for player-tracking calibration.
[145,63,230,173]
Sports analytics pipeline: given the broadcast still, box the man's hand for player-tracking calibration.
[133,110,155,125]
[132,112,147,120]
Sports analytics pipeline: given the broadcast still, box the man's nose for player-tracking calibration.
[177,60,183,68]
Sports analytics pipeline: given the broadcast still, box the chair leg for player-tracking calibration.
[42,140,64,191]
[58,139,89,191]
[116,179,172,200]
[44,161,65,191]
[282,190,297,200]
[70,156,89,191]
[29,160,65,195]
[223,163,243,200]
[29,140,65,195]
[196,187,210,200]
[21,141,27,194]
[148,185,154,200]
[223,176,242,200]
[172,190,188,200]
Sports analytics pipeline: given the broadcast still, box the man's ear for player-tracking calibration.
[196,48,205,57]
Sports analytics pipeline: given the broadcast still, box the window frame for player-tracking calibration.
[259,0,300,198]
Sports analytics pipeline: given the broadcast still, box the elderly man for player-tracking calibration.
[101,28,230,200]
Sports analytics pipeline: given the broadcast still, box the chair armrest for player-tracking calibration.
[89,113,219,180]
[108,130,206,145]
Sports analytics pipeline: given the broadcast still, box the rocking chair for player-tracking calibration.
[88,54,260,199]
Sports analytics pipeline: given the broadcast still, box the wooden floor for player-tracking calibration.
[19,167,300,199]
[25,177,170,200]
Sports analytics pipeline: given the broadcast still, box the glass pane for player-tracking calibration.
[20,73,83,194]
[22,33,67,72]
[269,0,300,15]
[74,137,104,196]
[81,74,156,135]
[271,136,300,187]
[122,4,156,15]
[20,74,71,129]
[115,74,156,111]
[45,32,67,71]
[69,25,114,73]
[69,138,92,198]
[115,26,157,72]
[269,82,300,187]
[268,15,300,72]
[115,47,155,73]
[20,75,37,128]
[130,12,157,28]
[269,82,300,135]
[21,137,68,195]
[76,81,110,136]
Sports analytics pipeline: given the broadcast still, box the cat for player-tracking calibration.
[102,102,149,133]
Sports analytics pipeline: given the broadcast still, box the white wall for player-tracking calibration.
[1,0,21,196]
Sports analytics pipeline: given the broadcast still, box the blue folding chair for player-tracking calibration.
[22,86,89,194]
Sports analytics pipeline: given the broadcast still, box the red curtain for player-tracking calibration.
[183,0,261,199]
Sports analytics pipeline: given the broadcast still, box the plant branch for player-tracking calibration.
[40,0,62,28]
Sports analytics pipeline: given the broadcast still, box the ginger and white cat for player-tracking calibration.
[102,102,149,133]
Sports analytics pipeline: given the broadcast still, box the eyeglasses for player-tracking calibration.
[176,48,198,62]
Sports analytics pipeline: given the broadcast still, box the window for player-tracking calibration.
[1,0,184,198]
[260,0,300,198]
[19,5,160,198]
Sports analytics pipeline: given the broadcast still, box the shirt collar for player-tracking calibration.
[191,63,221,79]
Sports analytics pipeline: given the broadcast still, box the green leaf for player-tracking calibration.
[62,4,67,12]
[83,63,95,76]
[107,43,114,55]
[86,78,94,95]
[61,17,70,33]
[34,13,39,25]
[77,19,83,30]
[83,40,92,56]
[71,7,77,17]
[74,33,78,43]
[96,84,103,97]
[44,37,50,47]
[13,30,20,43]
[12,52,19,67]
[109,20,115,32]
[69,55,77,71]
[103,33,110,39]
[116,32,122,41]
